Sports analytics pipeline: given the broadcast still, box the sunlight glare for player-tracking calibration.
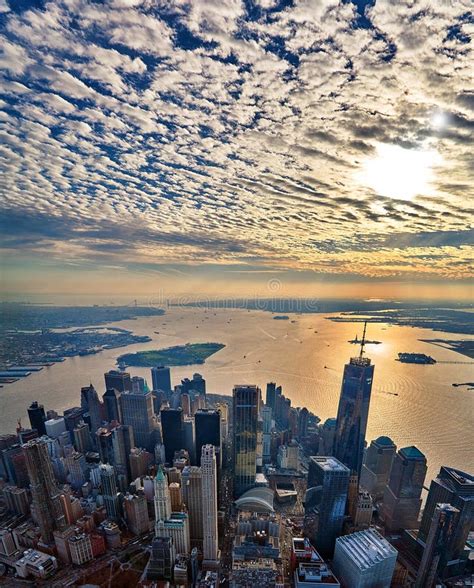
[357,143,442,200]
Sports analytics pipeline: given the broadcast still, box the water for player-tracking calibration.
[2,307,473,484]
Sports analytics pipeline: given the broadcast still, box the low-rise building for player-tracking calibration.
[68,532,93,565]
[14,549,58,579]
[294,562,340,586]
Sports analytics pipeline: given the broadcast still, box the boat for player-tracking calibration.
[397,353,436,364]
[348,335,381,344]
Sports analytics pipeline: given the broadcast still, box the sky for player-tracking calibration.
[0,0,473,300]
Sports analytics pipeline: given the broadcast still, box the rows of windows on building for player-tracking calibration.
[0,349,472,588]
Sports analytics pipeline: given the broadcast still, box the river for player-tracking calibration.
[2,307,473,485]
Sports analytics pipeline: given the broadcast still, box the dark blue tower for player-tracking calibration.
[333,322,374,476]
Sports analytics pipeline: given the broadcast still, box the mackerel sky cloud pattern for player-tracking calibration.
[0,0,473,285]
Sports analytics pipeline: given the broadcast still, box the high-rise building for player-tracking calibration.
[45,417,67,439]
[305,456,350,556]
[99,463,121,520]
[120,390,155,450]
[382,446,427,531]
[360,436,397,500]
[181,373,206,396]
[96,427,115,465]
[161,408,184,464]
[265,382,277,411]
[22,439,66,542]
[151,366,171,394]
[333,333,374,476]
[156,512,190,555]
[415,503,460,588]
[102,388,122,423]
[124,493,150,535]
[318,418,337,456]
[112,424,135,483]
[261,406,272,463]
[154,466,172,527]
[80,384,103,436]
[169,482,183,511]
[201,445,219,567]
[131,376,147,394]
[216,403,229,438]
[333,528,397,588]
[181,465,203,548]
[195,409,221,467]
[28,401,46,436]
[297,407,309,441]
[73,421,92,453]
[65,451,87,490]
[104,369,131,393]
[130,447,152,480]
[417,466,474,579]
[183,417,196,465]
[233,385,259,497]
[147,536,174,582]
[63,407,85,433]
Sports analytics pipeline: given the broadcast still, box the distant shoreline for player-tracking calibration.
[117,342,226,367]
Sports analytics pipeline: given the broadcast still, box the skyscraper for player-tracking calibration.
[417,466,474,579]
[120,390,155,450]
[73,421,92,454]
[104,369,131,393]
[233,385,259,497]
[123,493,150,535]
[99,463,121,520]
[151,366,172,394]
[181,465,203,548]
[80,385,103,436]
[333,326,374,476]
[147,536,174,582]
[305,456,350,556]
[265,382,276,411]
[382,446,427,531]
[201,445,219,567]
[195,409,221,467]
[96,427,115,465]
[27,401,46,436]
[161,407,184,464]
[360,436,397,500]
[112,424,135,483]
[102,388,122,423]
[318,418,337,456]
[415,503,460,588]
[22,439,66,542]
[154,466,172,528]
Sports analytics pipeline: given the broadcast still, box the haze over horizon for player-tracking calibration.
[1,0,473,300]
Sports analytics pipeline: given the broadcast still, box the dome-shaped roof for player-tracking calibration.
[375,436,395,446]
[235,486,274,513]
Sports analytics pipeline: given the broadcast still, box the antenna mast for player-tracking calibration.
[359,320,367,359]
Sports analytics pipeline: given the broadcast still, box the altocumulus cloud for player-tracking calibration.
[0,0,473,281]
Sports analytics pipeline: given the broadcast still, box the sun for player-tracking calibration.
[357,143,442,200]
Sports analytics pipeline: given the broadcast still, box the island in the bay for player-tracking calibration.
[118,342,225,367]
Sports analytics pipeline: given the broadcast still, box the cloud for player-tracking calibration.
[0,0,473,286]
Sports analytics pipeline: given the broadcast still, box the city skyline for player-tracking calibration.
[1,0,473,300]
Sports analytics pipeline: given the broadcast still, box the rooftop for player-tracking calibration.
[400,446,426,460]
[310,456,350,473]
[335,528,397,569]
[295,562,340,585]
[374,436,396,447]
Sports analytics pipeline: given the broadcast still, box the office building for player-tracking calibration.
[96,427,115,465]
[45,417,67,439]
[161,407,184,464]
[169,482,183,511]
[99,463,121,520]
[120,390,155,450]
[22,439,66,542]
[415,503,460,588]
[102,388,122,423]
[318,418,337,457]
[382,446,427,531]
[151,366,171,394]
[63,407,85,433]
[104,369,131,393]
[202,445,219,567]
[353,491,373,530]
[294,562,341,587]
[183,416,196,465]
[333,528,397,588]
[80,384,103,435]
[147,536,174,582]
[265,382,277,411]
[360,436,397,500]
[73,421,91,454]
[156,511,191,555]
[0,529,17,556]
[69,532,93,565]
[27,401,46,436]
[65,451,87,490]
[277,441,299,470]
[124,493,150,535]
[333,336,374,476]
[154,465,172,526]
[417,466,474,579]
[305,456,350,556]
[233,385,260,497]
[131,375,147,393]
[181,465,203,548]
[4,485,30,515]
[130,447,152,479]
[14,549,58,580]
[112,424,135,482]
[195,409,221,467]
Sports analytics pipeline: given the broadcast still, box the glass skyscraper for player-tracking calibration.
[333,354,374,476]
[233,385,259,497]
[305,456,350,556]
[160,407,184,464]
[195,409,221,467]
